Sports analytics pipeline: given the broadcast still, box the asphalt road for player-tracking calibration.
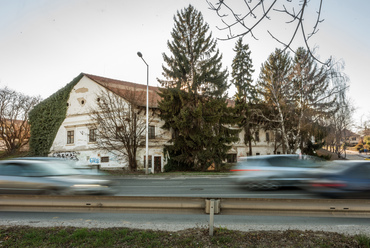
[1,211,369,235]
[113,177,320,199]
[1,152,369,234]
[343,149,369,160]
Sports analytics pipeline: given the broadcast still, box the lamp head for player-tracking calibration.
[137,52,143,58]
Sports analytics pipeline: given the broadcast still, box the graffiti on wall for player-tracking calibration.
[52,151,80,161]
[89,158,100,164]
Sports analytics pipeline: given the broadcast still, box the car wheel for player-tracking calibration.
[264,181,280,190]
[244,182,260,190]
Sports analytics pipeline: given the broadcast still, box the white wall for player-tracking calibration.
[50,76,167,170]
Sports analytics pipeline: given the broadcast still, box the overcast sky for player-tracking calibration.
[1,0,369,128]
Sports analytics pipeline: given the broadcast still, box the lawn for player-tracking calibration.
[1,226,369,248]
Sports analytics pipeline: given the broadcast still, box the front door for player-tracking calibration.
[154,156,161,173]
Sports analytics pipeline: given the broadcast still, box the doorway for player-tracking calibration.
[154,156,162,173]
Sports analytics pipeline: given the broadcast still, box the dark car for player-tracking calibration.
[230,154,323,190]
[302,160,370,198]
[0,159,116,195]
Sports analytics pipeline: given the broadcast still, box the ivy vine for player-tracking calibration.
[28,73,84,156]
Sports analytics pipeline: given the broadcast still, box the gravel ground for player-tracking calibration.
[1,217,369,236]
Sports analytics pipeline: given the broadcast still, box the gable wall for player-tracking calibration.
[50,76,168,170]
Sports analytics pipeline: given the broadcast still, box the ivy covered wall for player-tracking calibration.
[28,73,84,156]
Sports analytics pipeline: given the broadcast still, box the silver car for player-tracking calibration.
[230,154,323,190]
[0,159,116,195]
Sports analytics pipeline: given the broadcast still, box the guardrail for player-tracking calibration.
[1,195,370,235]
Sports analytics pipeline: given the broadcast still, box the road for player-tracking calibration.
[113,177,319,199]
[1,210,369,235]
[111,150,369,198]
[343,149,370,160]
[1,154,369,234]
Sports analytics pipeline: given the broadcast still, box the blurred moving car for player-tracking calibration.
[230,154,324,190]
[15,157,107,175]
[0,158,116,195]
[302,160,370,198]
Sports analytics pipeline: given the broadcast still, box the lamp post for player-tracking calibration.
[137,51,150,174]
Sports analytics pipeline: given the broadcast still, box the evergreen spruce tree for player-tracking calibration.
[158,5,237,171]
[231,38,257,156]
[232,38,256,105]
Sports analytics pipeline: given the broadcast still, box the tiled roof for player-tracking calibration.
[82,73,235,108]
[83,73,161,108]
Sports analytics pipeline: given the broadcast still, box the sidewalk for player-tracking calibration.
[315,149,369,160]
[344,149,370,160]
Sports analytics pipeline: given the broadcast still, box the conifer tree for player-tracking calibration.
[232,38,256,104]
[231,38,256,155]
[158,5,237,171]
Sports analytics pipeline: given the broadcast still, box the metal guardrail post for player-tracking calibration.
[209,199,215,236]
[206,199,220,236]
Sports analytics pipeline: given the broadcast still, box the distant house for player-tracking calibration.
[48,73,282,171]
[342,129,361,146]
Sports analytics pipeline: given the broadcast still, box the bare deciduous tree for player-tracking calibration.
[323,63,353,158]
[89,87,152,171]
[0,87,41,155]
[257,48,344,154]
[207,0,329,64]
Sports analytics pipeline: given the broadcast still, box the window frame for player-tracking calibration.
[101,156,109,163]
[144,155,153,167]
[148,125,155,139]
[89,128,97,142]
[116,126,123,140]
[67,130,74,144]
[255,131,260,142]
[227,154,237,163]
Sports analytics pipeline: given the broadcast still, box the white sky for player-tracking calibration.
[0,0,369,128]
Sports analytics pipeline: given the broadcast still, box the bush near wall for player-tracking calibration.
[28,73,84,156]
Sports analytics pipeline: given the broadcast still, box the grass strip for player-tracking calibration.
[1,226,369,248]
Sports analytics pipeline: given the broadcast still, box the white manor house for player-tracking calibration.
[50,73,282,172]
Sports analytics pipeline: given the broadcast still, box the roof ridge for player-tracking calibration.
[82,73,161,108]
[82,73,159,91]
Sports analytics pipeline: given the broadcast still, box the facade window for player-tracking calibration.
[227,154,237,163]
[116,126,123,139]
[89,128,97,142]
[266,132,270,142]
[144,155,152,167]
[255,131,260,142]
[67,130,74,144]
[276,132,282,142]
[148,125,155,139]
[256,152,260,156]
[234,131,239,139]
[101,156,109,163]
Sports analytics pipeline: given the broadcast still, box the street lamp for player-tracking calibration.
[137,51,150,174]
